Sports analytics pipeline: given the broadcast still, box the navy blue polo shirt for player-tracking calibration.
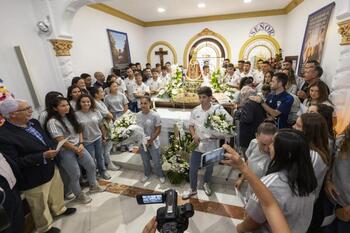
[266,91,294,128]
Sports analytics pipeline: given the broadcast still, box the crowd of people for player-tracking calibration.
[0,58,349,233]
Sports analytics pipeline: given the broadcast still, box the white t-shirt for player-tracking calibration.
[246,171,315,233]
[189,104,233,153]
[133,83,150,107]
[147,78,162,92]
[124,77,136,101]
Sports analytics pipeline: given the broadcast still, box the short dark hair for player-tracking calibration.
[307,60,320,66]
[161,66,167,70]
[76,94,96,111]
[155,63,161,67]
[135,62,141,66]
[197,86,212,97]
[244,61,251,65]
[227,63,234,68]
[202,65,209,70]
[165,61,171,65]
[262,61,270,65]
[128,63,134,68]
[106,74,117,84]
[283,60,293,64]
[239,76,254,90]
[314,65,323,78]
[274,72,288,88]
[257,59,263,62]
[257,122,278,135]
[71,76,82,85]
[80,73,91,79]
[261,84,271,92]
[145,63,151,66]
[238,60,245,64]
[224,58,230,62]
[267,129,318,196]
[134,72,142,78]
[151,68,158,73]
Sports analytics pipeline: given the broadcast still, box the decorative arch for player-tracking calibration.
[239,35,281,60]
[147,40,178,64]
[183,28,232,68]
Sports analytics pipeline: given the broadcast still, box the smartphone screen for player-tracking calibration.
[201,148,225,167]
[136,194,165,205]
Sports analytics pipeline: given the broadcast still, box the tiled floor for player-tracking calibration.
[52,161,244,233]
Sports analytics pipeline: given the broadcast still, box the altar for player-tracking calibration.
[156,107,192,146]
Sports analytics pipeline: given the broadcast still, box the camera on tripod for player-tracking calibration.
[136,189,194,233]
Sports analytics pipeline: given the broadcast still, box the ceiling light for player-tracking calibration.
[157,7,165,13]
[244,0,252,3]
[198,3,206,8]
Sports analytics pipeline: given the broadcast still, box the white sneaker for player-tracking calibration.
[159,177,166,184]
[182,189,197,200]
[75,192,92,204]
[203,183,212,196]
[107,162,121,171]
[64,192,75,200]
[89,185,105,194]
[141,176,150,183]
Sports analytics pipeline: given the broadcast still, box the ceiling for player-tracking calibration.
[104,0,293,22]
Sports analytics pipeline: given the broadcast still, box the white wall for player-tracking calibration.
[0,0,66,109]
[144,15,286,66]
[284,0,340,86]
[70,6,146,76]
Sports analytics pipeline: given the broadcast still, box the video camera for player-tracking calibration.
[136,189,194,233]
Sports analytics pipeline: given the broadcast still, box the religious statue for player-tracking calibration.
[186,49,201,81]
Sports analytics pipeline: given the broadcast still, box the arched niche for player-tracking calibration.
[183,28,231,69]
[239,35,281,65]
[147,41,178,65]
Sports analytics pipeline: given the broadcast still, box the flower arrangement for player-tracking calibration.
[158,65,184,98]
[205,111,235,136]
[162,123,196,184]
[211,69,223,93]
[111,112,145,146]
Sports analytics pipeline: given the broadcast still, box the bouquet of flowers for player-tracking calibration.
[158,65,184,98]
[205,111,235,136]
[211,69,223,93]
[111,111,146,146]
[162,123,196,184]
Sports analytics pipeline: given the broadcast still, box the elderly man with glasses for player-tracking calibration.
[0,99,76,233]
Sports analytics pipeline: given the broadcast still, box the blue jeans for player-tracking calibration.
[189,151,214,190]
[58,148,97,196]
[112,111,123,119]
[84,138,106,173]
[103,140,113,166]
[140,145,164,178]
[128,101,138,113]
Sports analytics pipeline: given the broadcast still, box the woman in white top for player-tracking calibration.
[282,68,297,95]
[238,129,317,233]
[75,94,111,180]
[299,81,333,115]
[294,113,331,232]
[46,96,103,204]
[66,85,82,111]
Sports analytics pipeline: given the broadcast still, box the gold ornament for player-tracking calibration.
[49,39,73,56]
[338,19,350,45]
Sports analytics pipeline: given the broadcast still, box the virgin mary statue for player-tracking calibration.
[186,49,201,80]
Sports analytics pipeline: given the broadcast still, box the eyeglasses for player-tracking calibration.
[14,106,32,113]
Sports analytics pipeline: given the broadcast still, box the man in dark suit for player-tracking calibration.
[0,99,76,233]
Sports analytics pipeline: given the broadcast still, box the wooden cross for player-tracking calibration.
[155,47,168,66]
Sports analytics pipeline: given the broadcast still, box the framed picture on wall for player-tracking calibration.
[285,56,299,71]
[297,2,335,77]
[107,29,131,69]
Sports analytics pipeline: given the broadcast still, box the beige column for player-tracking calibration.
[49,39,75,87]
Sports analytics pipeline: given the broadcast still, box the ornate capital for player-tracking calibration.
[338,19,350,45]
[49,39,73,56]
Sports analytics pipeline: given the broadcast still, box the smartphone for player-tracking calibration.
[201,148,225,168]
[136,193,165,205]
